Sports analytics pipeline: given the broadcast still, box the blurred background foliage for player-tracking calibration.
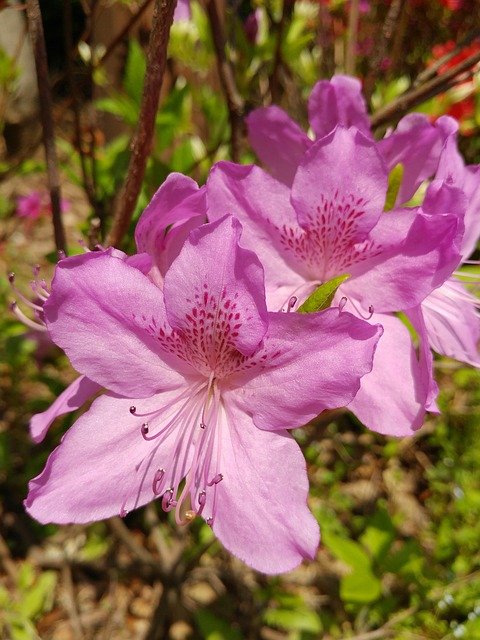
[0,0,479,638]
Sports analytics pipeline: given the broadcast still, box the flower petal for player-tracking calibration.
[345,209,461,312]
[135,173,206,285]
[213,401,319,574]
[378,114,449,205]
[308,75,370,139]
[422,280,480,367]
[163,216,269,356]
[207,162,307,309]
[25,388,195,523]
[246,106,311,186]
[348,313,426,436]
[291,127,388,242]
[44,251,189,397]
[230,307,382,430]
[30,375,101,443]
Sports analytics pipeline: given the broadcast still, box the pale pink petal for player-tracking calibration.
[378,114,449,205]
[308,76,370,139]
[422,280,480,367]
[291,127,388,242]
[25,389,194,523]
[348,313,426,436]
[44,251,190,397]
[229,307,382,430]
[406,305,439,412]
[163,216,268,356]
[246,106,311,186]
[213,402,319,574]
[30,375,101,443]
[344,209,461,312]
[135,173,206,285]
[173,0,191,21]
[206,163,306,309]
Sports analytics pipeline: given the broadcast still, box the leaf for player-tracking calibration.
[360,509,396,561]
[195,610,243,640]
[323,533,371,572]
[264,607,322,633]
[340,570,382,604]
[297,274,350,313]
[124,40,146,104]
[18,571,57,620]
[384,163,404,211]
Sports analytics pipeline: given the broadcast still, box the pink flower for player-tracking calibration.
[16,191,71,220]
[26,174,205,444]
[417,126,480,367]
[16,192,43,219]
[25,215,381,573]
[247,75,454,206]
[207,127,461,436]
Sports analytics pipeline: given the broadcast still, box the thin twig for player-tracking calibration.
[269,0,294,103]
[25,0,67,254]
[317,0,335,78]
[364,0,404,98]
[94,0,155,69]
[345,0,360,76]
[206,0,244,162]
[63,0,98,214]
[108,517,161,570]
[61,563,84,640]
[414,29,480,86]
[370,48,480,129]
[107,0,177,248]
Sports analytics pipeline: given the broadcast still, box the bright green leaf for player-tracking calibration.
[340,570,382,604]
[384,164,404,211]
[323,533,371,572]
[264,607,322,633]
[298,274,350,313]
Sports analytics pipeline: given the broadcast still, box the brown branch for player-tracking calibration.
[370,49,480,130]
[345,0,360,76]
[364,0,404,98]
[206,0,244,162]
[94,0,155,69]
[269,0,295,103]
[25,0,67,254]
[107,0,177,248]
[414,29,480,86]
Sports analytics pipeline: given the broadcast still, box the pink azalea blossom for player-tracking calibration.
[25,215,381,573]
[16,191,70,220]
[247,74,454,205]
[418,126,480,367]
[24,174,205,444]
[207,127,462,436]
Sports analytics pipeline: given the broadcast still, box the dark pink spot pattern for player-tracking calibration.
[270,191,383,282]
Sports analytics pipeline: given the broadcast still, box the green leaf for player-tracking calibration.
[195,610,243,640]
[18,571,57,620]
[384,163,404,211]
[340,570,382,604]
[264,607,322,633]
[323,533,371,572]
[360,509,396,561]
[124,40,146,104]
[297,274,350,313]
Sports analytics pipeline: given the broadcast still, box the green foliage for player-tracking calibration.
[384,163,404,210]
[298,274,350,313]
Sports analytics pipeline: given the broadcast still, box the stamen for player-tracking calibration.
[9,273,44,312]
[141,423,149,437]
[338,296,348,313]
[184,510,196,522]
[10,301,48,332]
[129,406,137,414]
[152,468,165,495]
[207,473,223,486]
[206,517,213,526]
[57,250,66,261]
[348,297,375,320]
[287,296,297,312]
[119,506,128,518]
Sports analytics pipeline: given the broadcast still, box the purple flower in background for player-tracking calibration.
[25,215,381,573]
[207,127,461,436]
[16,191,70,220]
[173,0,191,21]
[418,126,480,366]
[247,74,454,206]
[243,9,260,44]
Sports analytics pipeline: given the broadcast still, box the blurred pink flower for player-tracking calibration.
[16,191,70,220]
